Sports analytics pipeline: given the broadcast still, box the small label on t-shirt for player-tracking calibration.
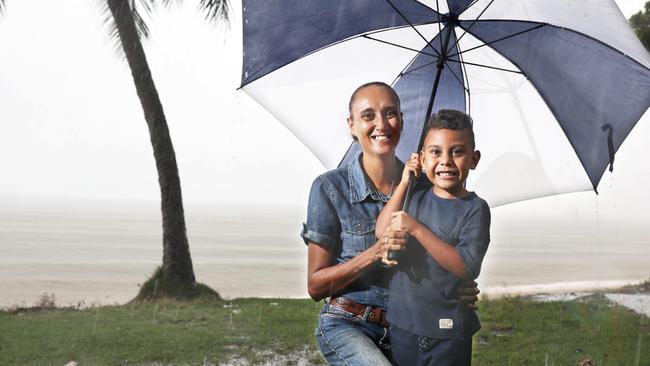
[439,318,454,329]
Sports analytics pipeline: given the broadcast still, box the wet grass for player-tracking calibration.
[0,295,648,365]
[0,298,324,365]
[474,294,650,365]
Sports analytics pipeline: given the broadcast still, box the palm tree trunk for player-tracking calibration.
[107,0,195,285]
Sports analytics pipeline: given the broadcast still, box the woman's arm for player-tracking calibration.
[307,242,378,301]
[307,228,409,301]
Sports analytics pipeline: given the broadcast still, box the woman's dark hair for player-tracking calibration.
[348,81,401,117]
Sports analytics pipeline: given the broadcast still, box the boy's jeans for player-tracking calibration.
[316,302,392,366]
[389,325,472,366]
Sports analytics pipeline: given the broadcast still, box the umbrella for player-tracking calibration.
[239,0,650,206]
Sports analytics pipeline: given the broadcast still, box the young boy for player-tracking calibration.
[375,109,490,365]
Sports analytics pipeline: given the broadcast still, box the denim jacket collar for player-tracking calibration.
[347,153,401,203]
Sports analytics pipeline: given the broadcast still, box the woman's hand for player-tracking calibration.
[377,226,409,266]
[400,153,421,186]
[456,280,480,310]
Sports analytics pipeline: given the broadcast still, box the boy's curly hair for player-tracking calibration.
[424,109,475,148]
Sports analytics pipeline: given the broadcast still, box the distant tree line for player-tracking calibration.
[630,1,650,51]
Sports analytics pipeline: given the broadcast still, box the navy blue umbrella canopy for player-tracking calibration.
[241,0,650,206]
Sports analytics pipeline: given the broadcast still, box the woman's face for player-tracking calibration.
[347,85,402,158]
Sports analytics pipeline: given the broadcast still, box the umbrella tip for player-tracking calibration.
[441,12,459,27]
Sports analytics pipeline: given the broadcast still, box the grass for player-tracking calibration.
[0,298,324,365]
[474,294,649,365]
[0,294,648,365]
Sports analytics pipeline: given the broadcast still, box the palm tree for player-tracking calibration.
[103,0,228,300]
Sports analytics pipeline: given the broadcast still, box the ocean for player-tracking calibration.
[1,199,649,307]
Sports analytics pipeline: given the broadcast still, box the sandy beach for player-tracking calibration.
[1,200,649,308]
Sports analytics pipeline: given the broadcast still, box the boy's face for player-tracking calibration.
[347,85,403,158]
[420,128,480,199]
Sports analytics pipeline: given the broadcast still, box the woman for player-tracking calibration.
[301,82,478,365]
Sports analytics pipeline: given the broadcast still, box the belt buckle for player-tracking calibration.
[367,310,375,320]
[361,305,372,321]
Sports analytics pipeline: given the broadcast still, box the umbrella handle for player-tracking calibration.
[386,173,417,262]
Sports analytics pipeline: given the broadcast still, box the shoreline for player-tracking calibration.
[3,277,648,310]
[481,278,647,298]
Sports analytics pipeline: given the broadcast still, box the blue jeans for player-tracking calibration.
[316,302,392,366]
[389,326,472,366]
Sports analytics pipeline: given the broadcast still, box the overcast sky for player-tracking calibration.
[0,0,648,221]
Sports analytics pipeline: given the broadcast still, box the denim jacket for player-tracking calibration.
[301,153,403,308]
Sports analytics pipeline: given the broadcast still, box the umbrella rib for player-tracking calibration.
[458,0,485,17]
[458,50,471,114]
[362,35,437,57]
[449,23,545,58]
[384,0,441,57]
[436,0,444,51]
[391,48,427,85]
[400,60,437,77]
[449,0,496,52]
[443,60,470,94]
[446,58,523,75]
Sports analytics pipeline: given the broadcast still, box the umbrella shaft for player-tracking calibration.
[420,26,454,152]
[401,26,456,213]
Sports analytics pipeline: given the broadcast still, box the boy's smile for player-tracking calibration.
[420,128,480,199]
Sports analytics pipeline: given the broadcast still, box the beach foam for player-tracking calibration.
[483,279,646,298]
[605,293,650,317]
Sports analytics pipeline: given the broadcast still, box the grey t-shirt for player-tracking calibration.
[387,180,491,339]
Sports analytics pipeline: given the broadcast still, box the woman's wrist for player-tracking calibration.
[369,239,385,264]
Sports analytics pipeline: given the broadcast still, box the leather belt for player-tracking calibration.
[328,296,390,327]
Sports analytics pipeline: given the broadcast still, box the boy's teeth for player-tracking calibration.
[374,135,388,141]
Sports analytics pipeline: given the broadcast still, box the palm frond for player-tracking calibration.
[135,0,153,14]
[131,6,151,39]
[159,0,182,7]
[100,0,151,43]
[98,0,229,59]
[199,0,229,24]
[98,0,126,59]
[99,0,156,60]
